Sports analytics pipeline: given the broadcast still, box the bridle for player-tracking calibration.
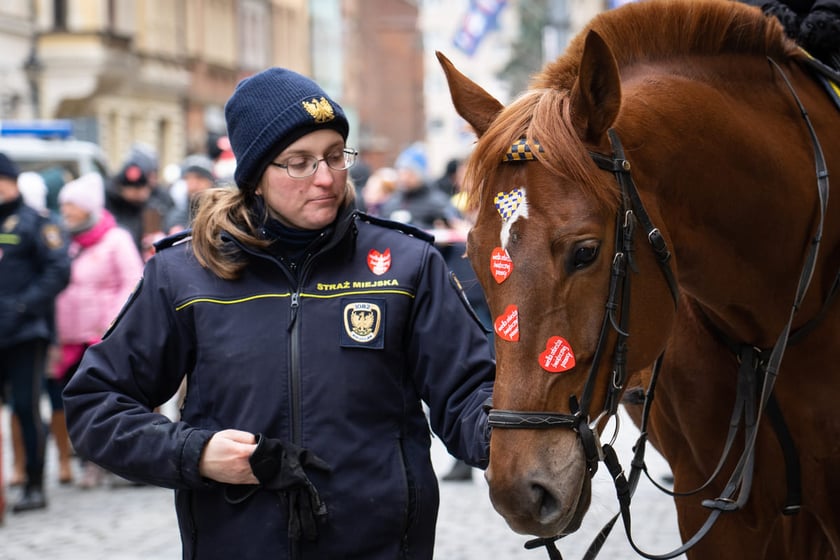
[484,57,830,560]
[487,127,679,478]
[486,128,679,559]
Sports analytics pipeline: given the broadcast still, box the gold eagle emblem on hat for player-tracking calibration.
[302,97,336,123]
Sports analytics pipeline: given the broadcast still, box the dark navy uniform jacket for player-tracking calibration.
[63,205,495,560]
[0,196,70,348]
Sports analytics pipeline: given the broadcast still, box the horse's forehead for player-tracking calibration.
[491,186,530,251]
[474,164,605,250]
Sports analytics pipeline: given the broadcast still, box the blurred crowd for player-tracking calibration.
[0,135,489,517]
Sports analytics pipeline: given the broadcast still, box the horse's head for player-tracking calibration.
[438,31,678,538]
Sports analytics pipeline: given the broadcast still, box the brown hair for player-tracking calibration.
[190,181,356,280]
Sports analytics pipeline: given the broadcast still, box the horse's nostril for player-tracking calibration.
[532,483,560,520]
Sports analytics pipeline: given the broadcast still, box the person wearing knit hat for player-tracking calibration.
[64,67,494,559]
[181,153,216,183]
[394,142,428,180]
[0,151,20,182]
[0,150,71,513]
[381,141,464,232]
[58,173,105,233]
[225,67,350,195]
[56,172,143,489]
[106,159,173,258]
[18,171,48,214]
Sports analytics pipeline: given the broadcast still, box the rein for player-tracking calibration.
[488,57,830,560]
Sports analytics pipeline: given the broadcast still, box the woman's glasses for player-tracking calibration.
[270,148,358,179]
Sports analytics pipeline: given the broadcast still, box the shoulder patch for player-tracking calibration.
[41,223,65,250]
[355,212,434,244]
[154,229,192,252]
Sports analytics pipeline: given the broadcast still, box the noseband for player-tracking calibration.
[487,128,679,477]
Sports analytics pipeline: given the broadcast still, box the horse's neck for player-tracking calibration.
[622,66,840,347]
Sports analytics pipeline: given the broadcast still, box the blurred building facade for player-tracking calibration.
[0,0,311,176]
[0,0,603,181]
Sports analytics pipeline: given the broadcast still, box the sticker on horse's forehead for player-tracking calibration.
[494,187,524,221]
[494,187,528,249]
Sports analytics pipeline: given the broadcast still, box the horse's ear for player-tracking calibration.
[569,31,621,143]
[436,51,504,138]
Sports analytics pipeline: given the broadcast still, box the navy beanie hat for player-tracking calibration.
[225,68,350,193]
[0,152,20,180]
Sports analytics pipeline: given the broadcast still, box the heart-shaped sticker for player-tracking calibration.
[539,336,576,373]
[490,247,513,284]
[494,187,524,222]
[494,304,519,342]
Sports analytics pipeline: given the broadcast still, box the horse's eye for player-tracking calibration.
[572,244,599,270]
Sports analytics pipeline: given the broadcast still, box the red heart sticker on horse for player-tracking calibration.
[494,304,519,342]
[491,247,513,284]
[367,248,391,276]
[539,336,576,372]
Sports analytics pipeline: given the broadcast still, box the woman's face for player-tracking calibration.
[60,201,91,231]
[256,129,348,230]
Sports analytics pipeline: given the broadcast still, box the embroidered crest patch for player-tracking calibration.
[340,299,386,349]
[3,215,19,232]
[41,224,64,250]
[367,248,391,276]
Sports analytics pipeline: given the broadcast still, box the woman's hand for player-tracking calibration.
[198,429,259,484]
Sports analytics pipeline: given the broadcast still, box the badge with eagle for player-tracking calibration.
[343,301,382,344]
[302,97,336,123]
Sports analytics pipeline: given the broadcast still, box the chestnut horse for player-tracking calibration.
[439,0,840,558]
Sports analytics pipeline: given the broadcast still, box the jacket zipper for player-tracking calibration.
[289,290,302,445]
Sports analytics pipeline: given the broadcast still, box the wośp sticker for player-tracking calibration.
[490,247,513,284]
[494,304,519,342]
[539,336,576,373]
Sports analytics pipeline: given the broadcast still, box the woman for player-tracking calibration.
[55,172,144,486]
[63,68,495,559]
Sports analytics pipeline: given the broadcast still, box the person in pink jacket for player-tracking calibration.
[55,172,144,486]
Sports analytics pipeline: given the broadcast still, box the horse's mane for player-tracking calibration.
[464,0,801,211]
[536,0,799,90]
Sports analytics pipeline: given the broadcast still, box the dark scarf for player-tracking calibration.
[252,196,332,267]
[0,195,22,219]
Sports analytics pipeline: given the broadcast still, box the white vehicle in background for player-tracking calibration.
[0,120,110,177]
[0,120,109,212]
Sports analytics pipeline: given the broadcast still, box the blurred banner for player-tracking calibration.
[453,0,508,56]
[608,0,640,8]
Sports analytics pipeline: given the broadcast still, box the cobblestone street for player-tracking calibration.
[1,407,684,559]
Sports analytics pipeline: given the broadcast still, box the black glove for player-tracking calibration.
[761,1,802,39]
[249,434,331,541]
[799,9,840,56]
